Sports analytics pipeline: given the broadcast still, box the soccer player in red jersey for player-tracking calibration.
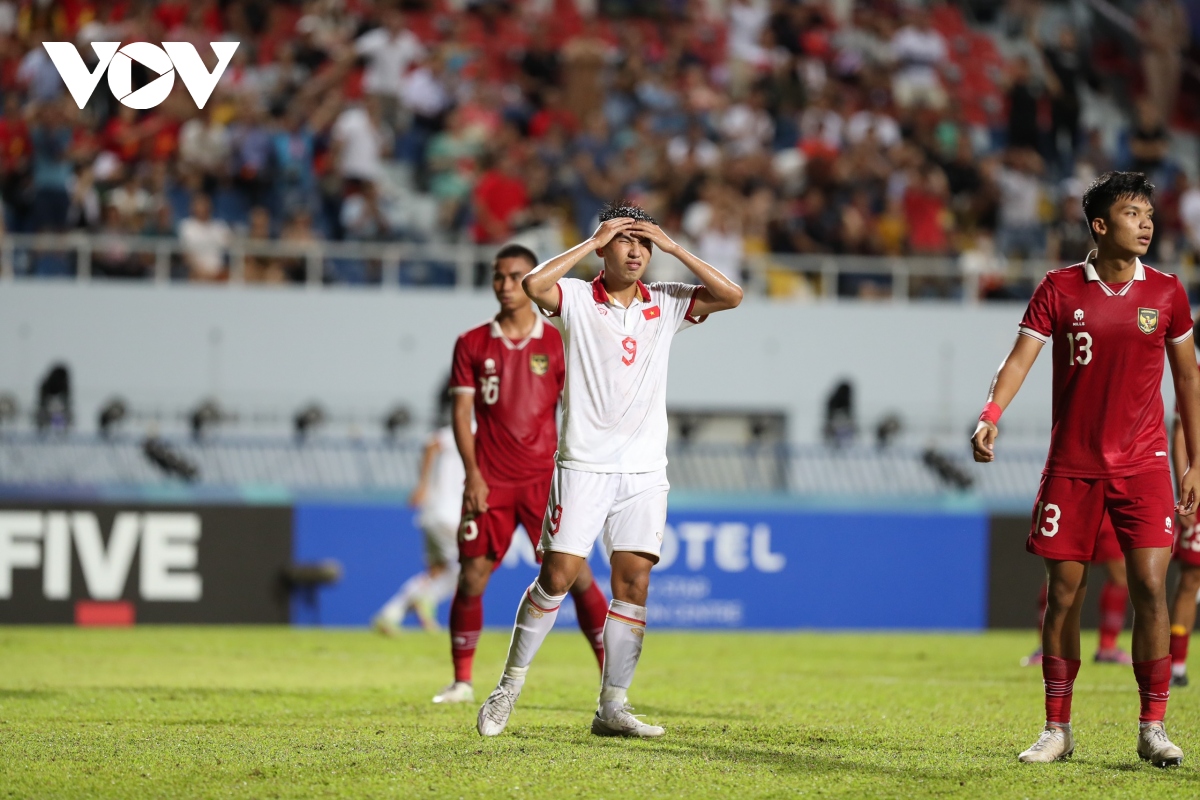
[431,244,611,705]
[972,172,1200,767]
[1168,326,1200,687]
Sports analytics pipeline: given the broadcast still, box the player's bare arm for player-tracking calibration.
[452,392,488,515]
[522,217,636,313]
[628,221,743,315]
[408,436,441,508]
[971,333,1044,463]
[1172,413,1195,528]
[1167,338,1200,514]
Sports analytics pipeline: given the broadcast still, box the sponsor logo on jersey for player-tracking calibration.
[483,358,496,375]
[1138,307,1159,334]
[595,304,608,316]
[529,353,549,376]
[1073,309,1085,327]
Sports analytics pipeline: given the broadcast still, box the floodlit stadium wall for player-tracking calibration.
[0,496,1083,630]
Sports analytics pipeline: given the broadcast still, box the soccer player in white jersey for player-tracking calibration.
[373,387,464,634]
[475,202,743,738]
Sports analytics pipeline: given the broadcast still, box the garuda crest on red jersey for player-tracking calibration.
[529,353,549,375]
[1138,307,1159,334]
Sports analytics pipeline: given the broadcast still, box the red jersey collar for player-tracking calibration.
[592,272,652,305]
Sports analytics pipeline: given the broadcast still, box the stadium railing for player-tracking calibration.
[5,233,1190,301]
[0,432,1046,503]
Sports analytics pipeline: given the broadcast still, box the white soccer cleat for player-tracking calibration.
[476,686,519,736]
[1018,725,1074,763]
[432,681,474,704]
[591,704,665,738]
[1138,723,1184,767]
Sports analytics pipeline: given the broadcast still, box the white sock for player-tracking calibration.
[1173,662,1187,678]
[499,581,566,693]
[376,572,429,624]
[598,600,646,717]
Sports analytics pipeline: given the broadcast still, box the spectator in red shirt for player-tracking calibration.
[471,151,529,244]
[904,163,951,256]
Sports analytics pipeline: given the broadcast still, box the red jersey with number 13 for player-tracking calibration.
[1018,255,1193,478]
[450,316,565,486]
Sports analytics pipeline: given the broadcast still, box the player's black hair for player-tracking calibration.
[598,201,657,225]
[492,243,539,269]
[1081,171,1155,243]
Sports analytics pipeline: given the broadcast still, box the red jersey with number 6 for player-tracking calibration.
[449,316,565,486]
[1018,255,1193,478]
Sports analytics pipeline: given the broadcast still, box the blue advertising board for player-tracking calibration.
[292,503,989,630]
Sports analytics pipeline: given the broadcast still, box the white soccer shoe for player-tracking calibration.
[432,681,474,705]
[1138,723,1184,768]
[1018,725,1074,763]
[591,704,665,738]
[477,686,520,736]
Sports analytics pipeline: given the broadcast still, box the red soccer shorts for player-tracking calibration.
[457,478,551,563]
[1027,472,1176,562]
[1174,517,1200,567]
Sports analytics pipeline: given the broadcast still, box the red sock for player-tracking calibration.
[1043,656,1081,725]
[1170,628,1190,668]
[449,590,482,684]
[1037,582,1048,638]
[573,580,608,670]
[1097,581,1127,651]
[1133,656,1171,724]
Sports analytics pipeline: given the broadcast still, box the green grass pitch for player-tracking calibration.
[2,627,1199,799]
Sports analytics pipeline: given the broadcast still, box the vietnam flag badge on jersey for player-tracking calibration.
[642,306,661,320]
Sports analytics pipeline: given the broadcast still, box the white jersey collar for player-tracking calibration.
[489,314,544,350]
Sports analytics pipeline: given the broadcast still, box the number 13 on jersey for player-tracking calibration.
[1066,332,1092,366]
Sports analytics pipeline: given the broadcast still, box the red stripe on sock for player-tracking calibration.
[1134,656,1171,724]
[450,591,482,684]
[526,590,560,613]
[1043,656,1081,724]
[606,610,645,627]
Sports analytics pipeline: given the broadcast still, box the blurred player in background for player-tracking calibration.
[475,203,743,738]
[1021,521,1132,667]
[433,244,610,706]
[972,172,1200,767]
[1169,320,1200,687]
[373,381,462,634]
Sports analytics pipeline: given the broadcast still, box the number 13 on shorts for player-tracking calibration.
[1035,501,1061,537]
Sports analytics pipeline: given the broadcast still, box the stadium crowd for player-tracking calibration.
[0,0,1198,295]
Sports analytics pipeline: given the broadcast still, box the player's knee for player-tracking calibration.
[1130,572,1167,602]
[1182,567,1200,591]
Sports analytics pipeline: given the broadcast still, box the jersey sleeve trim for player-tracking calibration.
[1169,329,1195,346]
[1017,326,1049,343]
[449,386,476,394]
[684,285,709,325]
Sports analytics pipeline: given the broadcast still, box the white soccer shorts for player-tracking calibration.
[422,521,459,567]
[539,464,670,560]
